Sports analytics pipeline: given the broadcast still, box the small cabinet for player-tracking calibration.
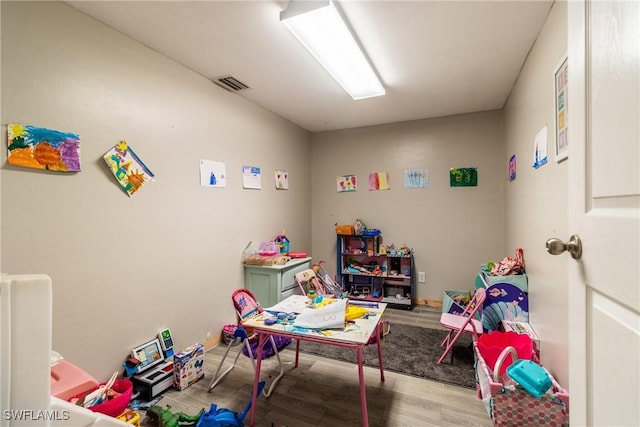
[337,233,415,310]
[243,257,311,307]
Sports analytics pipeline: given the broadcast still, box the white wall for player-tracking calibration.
[503,0,569,386]
[310,111,506,303]
[1,1,311,381]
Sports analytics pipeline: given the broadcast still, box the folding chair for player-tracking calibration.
[437,287,486,364]
[208,289,293,397]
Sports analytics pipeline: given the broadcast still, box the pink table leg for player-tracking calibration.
[356,346,369,427]
[295,339,300,368]
[376,322,385,382]
[248,333,268,427]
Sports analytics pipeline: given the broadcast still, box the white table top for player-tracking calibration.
[244,295,387,345]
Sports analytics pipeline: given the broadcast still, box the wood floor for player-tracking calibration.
[149,306,493,426]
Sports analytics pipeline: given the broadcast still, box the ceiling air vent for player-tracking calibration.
[212,75,251,92]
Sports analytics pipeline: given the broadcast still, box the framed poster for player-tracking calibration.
[554,56,568,162]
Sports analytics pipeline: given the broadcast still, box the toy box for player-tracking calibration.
[173,343,205,391]
[442,290,474,315]
[335,225,355,235]
[475,270,528,293]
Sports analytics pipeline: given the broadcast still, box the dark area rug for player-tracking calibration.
[292,323,476,389]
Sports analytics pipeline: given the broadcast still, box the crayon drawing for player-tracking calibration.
[103,141,155,197]
[368,172,390,190]
[404,169,428,188]
[7,124,81,172]
[337,174,357,192]
[200,159,226,188]
[450,167,478,187]
[275,170,289,190]
[242,165,261,189]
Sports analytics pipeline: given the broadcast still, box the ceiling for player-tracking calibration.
[65,1,554,133]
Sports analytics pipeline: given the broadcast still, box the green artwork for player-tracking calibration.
[450,167,478,187]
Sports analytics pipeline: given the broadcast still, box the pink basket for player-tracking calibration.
[477,331,532,376]
[70,379,132,417]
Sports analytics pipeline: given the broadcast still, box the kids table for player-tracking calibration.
[242,295,387,427]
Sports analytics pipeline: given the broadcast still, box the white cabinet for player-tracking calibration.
[243,257,311,307]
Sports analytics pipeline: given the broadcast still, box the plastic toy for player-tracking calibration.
[196,381,265,427]
[146,405,204,427]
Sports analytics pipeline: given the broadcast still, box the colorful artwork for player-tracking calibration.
[508,155,517,182]
[450,167,478,187]
[103,141,155,197]
[554,57,569,162]
[7,124,81,172]
[533,125,548,169]
[368,172,390,190]
[404,169,428,188]
[200,159,226,188]
[242,165,261,189]
[275,170,289,190]
[337,174,357,192]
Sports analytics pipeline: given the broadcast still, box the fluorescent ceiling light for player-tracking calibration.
[280,0,385,100]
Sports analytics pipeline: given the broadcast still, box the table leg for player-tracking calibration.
[249,333,268,427]
[356,346,369,427]
[376,322,385,382]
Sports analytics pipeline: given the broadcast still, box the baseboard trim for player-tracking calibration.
[202,334,221,351]
[416,298,442,308]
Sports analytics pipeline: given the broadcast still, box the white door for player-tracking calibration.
[564,1,640,426]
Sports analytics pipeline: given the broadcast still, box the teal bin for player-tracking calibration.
[475,270,528,293]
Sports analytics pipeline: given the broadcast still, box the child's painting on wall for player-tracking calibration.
[103,140,155,197]
[7,124,81,172]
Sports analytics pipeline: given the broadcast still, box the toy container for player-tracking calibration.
[274,233,290,254]
[173,343,205,391]
[506,359,552,398]
[474,343,569,426]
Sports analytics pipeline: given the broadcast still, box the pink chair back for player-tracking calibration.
[231,289,261,323]
[462,287,486,318]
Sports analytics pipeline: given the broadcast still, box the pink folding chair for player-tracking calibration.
[437,287,486,364]
[208,288,299,397]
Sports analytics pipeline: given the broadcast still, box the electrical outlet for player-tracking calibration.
[418,271,426,283]
[206,330,212,339]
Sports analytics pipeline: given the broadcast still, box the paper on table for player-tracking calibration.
[294,298,347,330]
[265,295,308,314]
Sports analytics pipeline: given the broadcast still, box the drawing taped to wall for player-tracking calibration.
[242,165,261,189]
[103,141,155,197]
[337,174,357,192]
[275,170,288,190]
[508,155,517,182]
[200,159,226,187]
[368,172,390,190]
[7,124,81,172]
[532,125,548,169]
[404,169,428,188]
[554,56,568,162]
[450,167,478,187]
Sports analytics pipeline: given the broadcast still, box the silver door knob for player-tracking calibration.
[546,235,582,260]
